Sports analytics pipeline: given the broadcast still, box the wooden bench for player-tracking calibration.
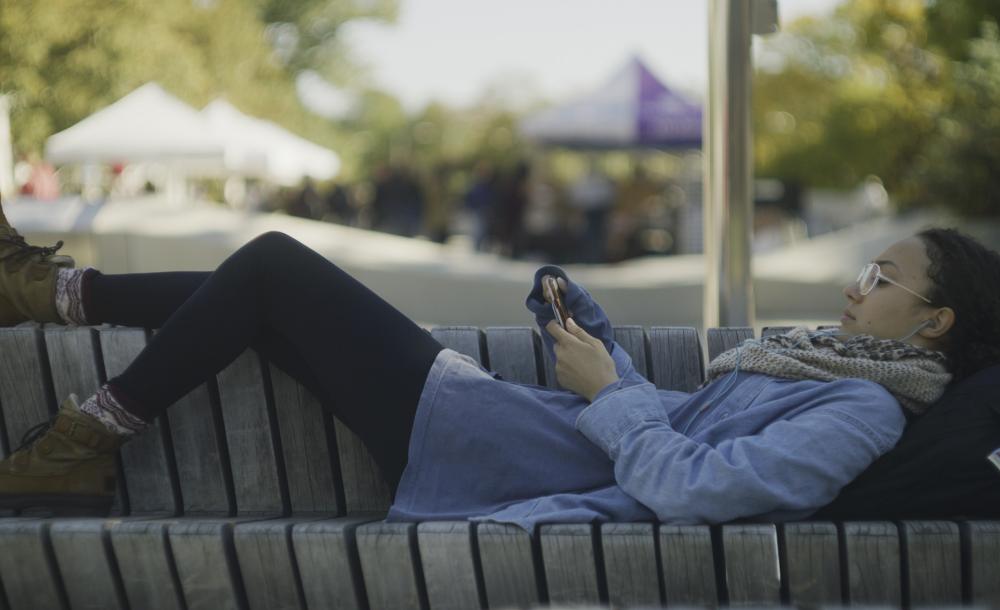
[0,323,996,610]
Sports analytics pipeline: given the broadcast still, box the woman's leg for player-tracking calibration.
[92,232,443,488]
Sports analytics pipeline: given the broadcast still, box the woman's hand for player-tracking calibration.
[546,318,619,402]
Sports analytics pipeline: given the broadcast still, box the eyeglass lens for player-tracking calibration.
[858,263,878,294]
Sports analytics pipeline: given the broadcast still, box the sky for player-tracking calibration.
[307,0,844,113]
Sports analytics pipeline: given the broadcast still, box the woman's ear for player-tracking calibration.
[921,306,956,339]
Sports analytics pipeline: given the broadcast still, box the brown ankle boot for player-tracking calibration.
[0,395,124,516]
[0,194,75,325]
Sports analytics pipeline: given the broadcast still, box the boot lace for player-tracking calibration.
[13,417,56,454]
[0,233,65,263]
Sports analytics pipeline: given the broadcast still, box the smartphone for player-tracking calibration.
[543,276,572,328]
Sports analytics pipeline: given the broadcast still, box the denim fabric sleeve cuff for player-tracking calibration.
[575,383,668,457]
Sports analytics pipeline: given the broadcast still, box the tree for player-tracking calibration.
[752,0,1000,215]
[0,0,394,156]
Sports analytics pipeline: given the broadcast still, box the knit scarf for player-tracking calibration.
[706,327,951,413]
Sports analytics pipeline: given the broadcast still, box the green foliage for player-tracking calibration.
[753,0,1000,215]
[902,23,1000,215]
[0,0,394,157]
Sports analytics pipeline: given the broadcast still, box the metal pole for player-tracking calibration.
[0,96,15,201]
[704,0,756,329]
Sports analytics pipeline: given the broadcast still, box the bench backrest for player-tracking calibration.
[0,324,770,517]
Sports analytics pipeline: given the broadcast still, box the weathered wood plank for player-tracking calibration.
[268,364,341,515]
[648,327,703,392]
[706,327,754,363]
[215,350,285,516]
[658,525,718,606]
[842,521,902,605]
[0,326,55,457]
[356,521,427,610]
[233,518,313,610]
[417,521,483,610]
[49,518,128,610]
[539,524,603,605]
[100,327,179,515]
[475,522,541,609]
[109,519,186,610]
[964,521,1000,607]
[901,521,962,605]
[430,326,487,366]
[722,524,781,605]
[484,327,543,385]
[761,326,795,338]
[335,422,392,514]
[168,518,255,610]
[0,518,66,610]
[782,522,842,606]
[614,326,651,380]
[600,522,660,607]
[164,379,231,515]
[292,516,381,610]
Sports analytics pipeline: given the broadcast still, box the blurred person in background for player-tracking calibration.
[462,160,499,252]
[568,157,615,263]
[494,160,531,258]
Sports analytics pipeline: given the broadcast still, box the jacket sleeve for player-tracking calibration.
[525,265,643,385]
[575,381,906,523]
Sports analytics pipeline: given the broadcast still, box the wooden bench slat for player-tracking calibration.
[842,521,902,605]
[335,423,392,514]
[268,364,341,514]
[475,522,541,609]
[706,327,754,362]
[168,518,256,610]
[484,327,544,385]
[356,521,427,610]
[233,518,313,610]
[164,381,231,515]
[658,524,718,606]
[722,524,781,605]
[613,326,651,380]
[108,519,186,610]
[430,326,487,367]
[0,519,65,610]
[215,350,285,516]
[539,524,603,605]
[649,327,704,392]
[0,326,55,457]
[782,522,842,606]
[964,521,1000,607]
[902,521,962,605]
[49,519,128,610]
[600,522,661,607]
[417,521,483,610]
[292,517,381,610]
[100,327,179,515]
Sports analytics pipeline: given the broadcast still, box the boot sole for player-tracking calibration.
[0,494,113,517]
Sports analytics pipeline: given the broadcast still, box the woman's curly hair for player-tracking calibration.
[918,228,1000,383]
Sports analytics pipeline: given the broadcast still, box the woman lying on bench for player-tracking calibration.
[0,201,996,529]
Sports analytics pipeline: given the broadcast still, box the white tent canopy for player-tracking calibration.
[202,98,340,186]
[45,83,224,167]
[45,83,341,187]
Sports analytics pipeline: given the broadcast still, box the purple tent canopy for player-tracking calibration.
[520,57,702,150]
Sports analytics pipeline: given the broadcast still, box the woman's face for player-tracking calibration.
[840,236,939,343]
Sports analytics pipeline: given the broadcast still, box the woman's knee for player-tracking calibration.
[247,231,303,254]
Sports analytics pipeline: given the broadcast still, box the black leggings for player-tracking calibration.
[85,231,444,490]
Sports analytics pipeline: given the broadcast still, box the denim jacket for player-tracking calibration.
[387,266,906,531]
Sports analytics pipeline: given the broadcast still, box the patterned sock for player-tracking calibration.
[55,267,92,325]
[77,385,149,437]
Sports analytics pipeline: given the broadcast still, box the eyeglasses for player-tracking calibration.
[856,262,932,304]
